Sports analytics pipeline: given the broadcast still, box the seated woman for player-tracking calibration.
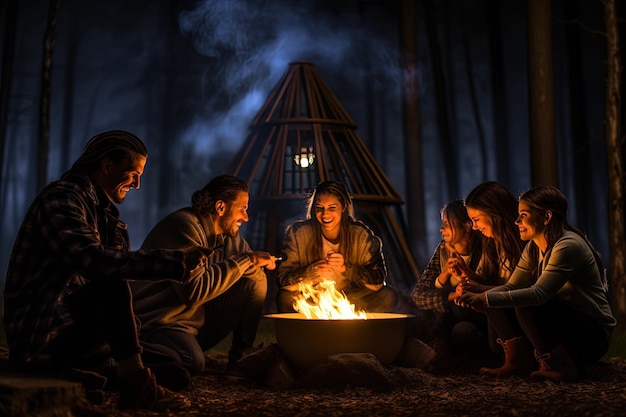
[276,180,397,313]
[454,181,525,357]
[411,200,494,356]
[460,185,616,381]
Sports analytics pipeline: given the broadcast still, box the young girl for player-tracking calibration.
[460,185,615,381]
[411,200,492,355]
[276,180,397,313]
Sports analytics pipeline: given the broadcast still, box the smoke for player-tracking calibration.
[177,0,400,155]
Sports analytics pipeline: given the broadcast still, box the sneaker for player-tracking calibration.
[118,368,191,411]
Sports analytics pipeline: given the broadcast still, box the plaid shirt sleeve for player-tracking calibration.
[411,241,450,313]
[42,185,185,281]
[3,179,186,365]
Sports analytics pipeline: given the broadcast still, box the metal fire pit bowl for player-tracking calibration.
[264,312,413,369]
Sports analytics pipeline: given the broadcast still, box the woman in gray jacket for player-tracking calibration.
[276,180,397,313]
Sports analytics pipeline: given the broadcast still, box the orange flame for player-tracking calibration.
[293,280,367,320]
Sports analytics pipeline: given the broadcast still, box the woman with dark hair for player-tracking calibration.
[450,181,525,359]
[460,185,615,381]
[462,181,524,282]
[276,180,397,313]
[411,200,492,356]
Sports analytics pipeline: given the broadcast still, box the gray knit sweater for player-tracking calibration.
[131,208,265,337]
[485,230,615,331]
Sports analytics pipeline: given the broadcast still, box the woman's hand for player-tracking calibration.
[435,271,452,288]
[310,251,346,282]
[448,251,470,278]
[323,251,346,272]
[458,277,479,293]
[457,291,487,312]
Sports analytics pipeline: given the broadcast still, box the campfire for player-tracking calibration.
[292,279,367,320]
[265,280,412,368]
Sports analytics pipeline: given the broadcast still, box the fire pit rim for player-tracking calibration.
[264,312,415,368]
[264,312,414,321]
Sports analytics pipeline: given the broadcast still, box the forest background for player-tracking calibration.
[0,0,625,352]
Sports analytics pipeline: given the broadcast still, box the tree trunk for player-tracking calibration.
[38,0,61,190]
[0,0,19,216]
[486,0,509,186]
[527,0,558,186]
[399,0,428,266]
[601,0,626,334]
[563,1,592,234]
[424,0,458,199]
[460,0,488,180]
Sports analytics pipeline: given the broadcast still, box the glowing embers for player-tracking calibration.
[293,279,367,320]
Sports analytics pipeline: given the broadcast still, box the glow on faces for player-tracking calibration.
[101,152,146,204]
[315,194,343,239]
[218,191,250,237]
[516,200,547,244]
[439,212,470,245]
[465,207,494,238]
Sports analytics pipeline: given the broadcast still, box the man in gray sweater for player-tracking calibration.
[131,175,277,390]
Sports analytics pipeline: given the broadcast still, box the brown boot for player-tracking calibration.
[530,345,579,382]
[480,337,536,378]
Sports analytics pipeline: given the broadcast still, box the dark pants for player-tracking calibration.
[45,279,141,372]
[141,329,204,376]
[522,300,611,365]
[448,303,491,357]
[141,276,267,373]
[199,276,267,364]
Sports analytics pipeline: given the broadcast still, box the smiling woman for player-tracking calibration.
[463,181,524,282]
[275,180,397,314]
[459,185,616,382]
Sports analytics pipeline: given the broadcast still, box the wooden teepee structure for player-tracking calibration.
[228,61,420,295]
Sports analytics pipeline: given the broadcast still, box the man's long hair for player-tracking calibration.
[64,130,147,178]
[192,175,248,216]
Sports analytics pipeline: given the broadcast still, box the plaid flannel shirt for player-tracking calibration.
[3,172,186,365]
[411,241,451,313]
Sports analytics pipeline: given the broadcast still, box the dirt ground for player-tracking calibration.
[3,316,626,417]
[87,347,626,417]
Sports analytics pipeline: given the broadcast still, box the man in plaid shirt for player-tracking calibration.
[3,130,210,411]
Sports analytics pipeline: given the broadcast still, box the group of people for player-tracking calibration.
[2,130,616,411]
[412,181,615,382]
[2,130,398,411]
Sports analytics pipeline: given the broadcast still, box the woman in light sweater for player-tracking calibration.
[276,180,397,313]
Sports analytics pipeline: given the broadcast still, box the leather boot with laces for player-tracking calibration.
[480,337,536,378]
[530,345,579,382]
